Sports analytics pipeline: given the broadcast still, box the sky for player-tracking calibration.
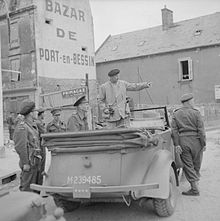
[90,0,220,49]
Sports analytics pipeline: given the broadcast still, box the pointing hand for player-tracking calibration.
[147,82,152,88]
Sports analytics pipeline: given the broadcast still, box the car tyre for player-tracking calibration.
[53,194,81,213]
[153,168,177,217]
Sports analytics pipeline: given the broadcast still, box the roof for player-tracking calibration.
[95,12,220,63]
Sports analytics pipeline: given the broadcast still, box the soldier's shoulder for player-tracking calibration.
[68,114,78,123]
[192,108,203,117]
[173,107,181,113]
[16,121,27,130]
[70,110,78,116]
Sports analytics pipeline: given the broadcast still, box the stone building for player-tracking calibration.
[0,0,96,122]
[96,7,220,106]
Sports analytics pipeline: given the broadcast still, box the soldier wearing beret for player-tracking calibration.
[171,93,206,196]
[67,95,89,132]
[13,100,42,192]
[98,68,152,128]
[46,107,66,133]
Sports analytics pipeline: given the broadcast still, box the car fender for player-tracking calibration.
[133,149,176,200]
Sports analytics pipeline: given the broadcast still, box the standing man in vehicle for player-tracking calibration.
[171,93,206,196]
[67,95,89,132]
[46,107,66,133]
[13,100,42,191]
[98,69,152,128]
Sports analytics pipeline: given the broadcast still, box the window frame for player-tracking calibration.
[9,20,20,49]
[178,57,193,82]
[9,56,21,82]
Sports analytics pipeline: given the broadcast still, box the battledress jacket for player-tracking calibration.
[67,110,88,132]
[13,119,40,168]
[46,119,66,133]
[171,106,206,147]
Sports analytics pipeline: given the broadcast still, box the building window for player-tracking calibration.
[10,58,21,82]
[10,21,19,49]
[178,57,193,81]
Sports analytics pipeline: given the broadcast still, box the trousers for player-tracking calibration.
[180,136,203,183]
[19,166,41,192]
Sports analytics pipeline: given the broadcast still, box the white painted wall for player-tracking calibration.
[34,0,96,80]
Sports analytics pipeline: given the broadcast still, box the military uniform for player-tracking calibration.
[46,108,66,133]
[46,119,66,132]
[171,93,206,195]
[35,118,45,136]
[67,110,88,131]
[14,116,42,191]
[67,95,88,132]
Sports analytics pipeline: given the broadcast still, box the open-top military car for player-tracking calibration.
[31,106,179,217]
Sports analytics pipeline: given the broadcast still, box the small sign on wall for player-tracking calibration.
[215,85,220,100]
[62,87,86,98]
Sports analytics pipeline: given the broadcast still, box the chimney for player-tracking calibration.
[161,5,173,30]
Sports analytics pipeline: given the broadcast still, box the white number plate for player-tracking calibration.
[67,175,102,185]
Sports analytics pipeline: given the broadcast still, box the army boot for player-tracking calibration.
[182,182,200,196]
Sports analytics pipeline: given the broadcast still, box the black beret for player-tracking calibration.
[51,107,61,116]
[73,95,86,106]
[180,93,193,103]
[108,69,120,77]
[19,100,35,116]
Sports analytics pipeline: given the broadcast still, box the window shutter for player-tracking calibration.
[178,59,182,81]
[188,58,193,80]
